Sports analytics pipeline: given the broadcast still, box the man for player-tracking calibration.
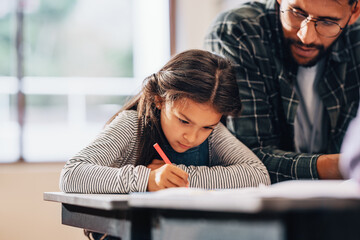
[205,0,360,183]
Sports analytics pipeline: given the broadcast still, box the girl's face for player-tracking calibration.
[158,98,222,153]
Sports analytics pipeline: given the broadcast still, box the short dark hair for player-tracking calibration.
[349,0,358,5]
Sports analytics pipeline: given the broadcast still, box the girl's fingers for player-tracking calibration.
[159,176,186,189]
[161,166,188,187]
[148,164,189,191]
[168,165,189,182]
[166,172,188,187]
[162,178,179,188]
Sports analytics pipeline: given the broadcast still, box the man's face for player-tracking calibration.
[278,0,357,67]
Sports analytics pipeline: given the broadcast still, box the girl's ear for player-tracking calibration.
[154,95,163,109]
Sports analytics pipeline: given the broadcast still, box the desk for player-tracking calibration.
[44,180,360,240]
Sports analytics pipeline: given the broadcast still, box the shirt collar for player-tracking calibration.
[329,32,351,62]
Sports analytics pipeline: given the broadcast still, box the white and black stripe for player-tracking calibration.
[60,110,270,193]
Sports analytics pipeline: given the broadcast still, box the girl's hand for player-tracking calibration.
[147,164,189,191]
[147,159,166,171]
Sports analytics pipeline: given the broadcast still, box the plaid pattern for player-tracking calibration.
[204,0,360,183]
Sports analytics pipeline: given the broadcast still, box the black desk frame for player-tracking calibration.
[61,198,360,240]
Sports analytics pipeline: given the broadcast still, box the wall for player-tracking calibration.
[0,163,83,240]
[174,0,246,53]
[174,0,222,53]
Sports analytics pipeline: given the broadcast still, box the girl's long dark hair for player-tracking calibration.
[106,49,242,166]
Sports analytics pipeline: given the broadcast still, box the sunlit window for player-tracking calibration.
[0,0,170,163]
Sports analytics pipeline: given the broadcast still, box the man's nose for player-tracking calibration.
[297,19,318,45]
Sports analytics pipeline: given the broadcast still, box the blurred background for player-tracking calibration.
[0,0,243,239]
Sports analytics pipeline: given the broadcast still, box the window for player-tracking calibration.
[0,0,170,162]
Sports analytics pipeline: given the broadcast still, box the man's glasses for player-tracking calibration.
[280,8,347,38]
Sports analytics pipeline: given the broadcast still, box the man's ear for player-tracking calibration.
[349,1,360,25]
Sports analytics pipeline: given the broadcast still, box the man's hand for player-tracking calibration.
[147,164,189,191]
[316,154,343,179]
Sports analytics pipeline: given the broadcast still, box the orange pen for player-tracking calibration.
[153,143,172,164]
[153,143,190,187]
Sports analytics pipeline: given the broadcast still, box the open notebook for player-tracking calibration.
[129,180,360,212]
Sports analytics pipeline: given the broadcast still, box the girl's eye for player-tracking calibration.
[179,118,189,124]
[203,126,214,130]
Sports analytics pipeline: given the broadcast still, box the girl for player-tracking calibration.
[59,49,270,194]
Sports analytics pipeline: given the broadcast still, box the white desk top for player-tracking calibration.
[44,192,129,210]
[44,180,360,213]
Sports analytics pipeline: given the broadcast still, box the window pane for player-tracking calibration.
[86,95,131,123]
[24,94,69,162]
[0,78,19,162]
[22,0,170,162]
[22,77,141,162]
[0,2,18,162]
[24,0,133,77]
[0,1,16,76]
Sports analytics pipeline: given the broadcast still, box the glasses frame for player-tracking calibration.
[280,0,359,38]
[280,8,347,38]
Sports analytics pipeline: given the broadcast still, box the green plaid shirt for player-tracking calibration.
[205,0,360,183]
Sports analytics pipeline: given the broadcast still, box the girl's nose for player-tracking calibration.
[183,131,197,143]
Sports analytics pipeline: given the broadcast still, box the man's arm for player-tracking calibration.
[317,154,342,179]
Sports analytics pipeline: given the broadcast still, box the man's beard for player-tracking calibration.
[284,38,327,68]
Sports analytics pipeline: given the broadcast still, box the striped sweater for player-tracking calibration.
[59,110,270,193]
